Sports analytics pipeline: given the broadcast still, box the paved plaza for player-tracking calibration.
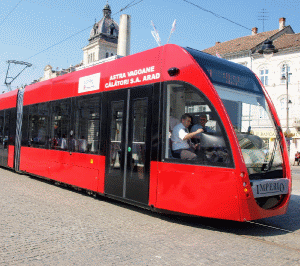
[0,167,300,265]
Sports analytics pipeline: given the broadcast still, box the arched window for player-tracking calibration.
[110,24,115,35]
[111,53,114,56]
[106,52,109,58]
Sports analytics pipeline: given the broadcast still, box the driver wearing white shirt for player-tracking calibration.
[171,113,203,159]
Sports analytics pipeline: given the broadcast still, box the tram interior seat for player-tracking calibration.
[169,138,180,159]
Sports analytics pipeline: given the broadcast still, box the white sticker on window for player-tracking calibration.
[78,73,100,93]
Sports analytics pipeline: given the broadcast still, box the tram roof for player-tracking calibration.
[0,89,18,110]
[184,47,263,95]
[16,44,264,106]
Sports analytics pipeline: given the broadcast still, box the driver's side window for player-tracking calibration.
[164,83,233,167]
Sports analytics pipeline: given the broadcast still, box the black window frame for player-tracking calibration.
[50,98,72,151]
[162,81,234,168]
[73,93,101,154]
[20,94,102,154]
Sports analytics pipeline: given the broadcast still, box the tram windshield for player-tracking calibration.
[215,84,283,174]
[185,47,283,174]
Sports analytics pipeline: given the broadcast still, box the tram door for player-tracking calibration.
[0,111,4,166]
[105,86,153,204]
[0,110,9,167]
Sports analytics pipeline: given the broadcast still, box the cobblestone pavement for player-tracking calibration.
[0,167,300,266]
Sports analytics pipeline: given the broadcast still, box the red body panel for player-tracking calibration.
[0,90,17,110]
[7,145,14,168]
[155,162,241,220]
[19,147,105,193]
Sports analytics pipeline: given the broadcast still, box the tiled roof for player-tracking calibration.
[203,29,280,55]
[89,4,118,42]
[273,33,300,50]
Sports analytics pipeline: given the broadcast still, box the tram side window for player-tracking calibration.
[73,94,100,154]
[8,109,16,145]
[0,110,10,149]
[50,99,71,150]
[2,109,16,147]
[28,103,50,148]
[165,84,233,167]
[21,106,30,146]
[0,111,4,147]
[0,109,15,148]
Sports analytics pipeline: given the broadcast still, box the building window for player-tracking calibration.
[281,64,291,84]
[88,53,96,64]
[106,52,109,58]
[260,69,269,86]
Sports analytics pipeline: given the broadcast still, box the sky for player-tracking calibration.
[1,0,300,92]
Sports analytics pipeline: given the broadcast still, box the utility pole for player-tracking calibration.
[4,60,32,92]
[281,64,292,158]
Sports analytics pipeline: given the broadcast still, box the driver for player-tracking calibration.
[171,113,203,159]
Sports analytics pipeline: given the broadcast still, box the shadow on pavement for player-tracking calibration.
[97,192,300,238]
[97,190,300,238]
[257,194,300,231]
[24,170,300,238]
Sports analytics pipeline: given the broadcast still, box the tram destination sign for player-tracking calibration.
[251,178,289,198]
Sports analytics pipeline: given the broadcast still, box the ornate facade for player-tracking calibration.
[39,3,119,82]
[82,3,119,65]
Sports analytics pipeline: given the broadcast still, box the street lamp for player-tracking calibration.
[258,39,278,59]
[281,66,292,156]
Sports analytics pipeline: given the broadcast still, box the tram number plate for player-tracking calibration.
[251,178,289,198]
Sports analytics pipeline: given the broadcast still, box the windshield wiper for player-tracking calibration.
[261,136,278,172]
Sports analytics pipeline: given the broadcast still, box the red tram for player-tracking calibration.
[0,44,291,221]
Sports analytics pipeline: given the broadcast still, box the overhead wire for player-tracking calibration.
[182,0,252,31]
[113,0,143,16]
[25,25,92,61]
[25,0,144,61]
[0,0,24,27]
[1,0,144,89]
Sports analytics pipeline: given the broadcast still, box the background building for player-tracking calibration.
[82,3,119,66]
[39,3,121,81]
[203,17,300,161]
